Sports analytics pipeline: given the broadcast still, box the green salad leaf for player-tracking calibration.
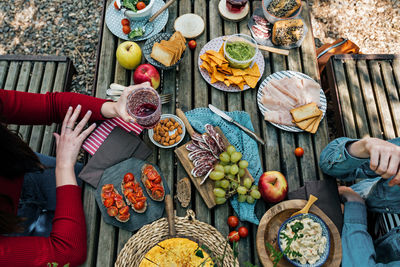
[123,0,138,12]
[128,27,145,39]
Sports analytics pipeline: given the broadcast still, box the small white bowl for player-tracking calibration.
[262,0,302,24]
[148,114,186,149]
[124,0,155,21]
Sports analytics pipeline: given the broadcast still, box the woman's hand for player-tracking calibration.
[53,105,96,186]
[100,82,152,122]
[348,137,400,186]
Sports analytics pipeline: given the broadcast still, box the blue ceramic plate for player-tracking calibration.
[278,213,330,267]
[105,0,169,41]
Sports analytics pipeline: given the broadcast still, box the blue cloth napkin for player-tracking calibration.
[186,108,263,225]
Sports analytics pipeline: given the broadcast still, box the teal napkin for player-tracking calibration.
[186,108,263,225]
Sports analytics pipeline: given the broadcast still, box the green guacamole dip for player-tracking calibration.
[225,41,256,62]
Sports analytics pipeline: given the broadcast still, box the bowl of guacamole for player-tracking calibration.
[224,34,258,69]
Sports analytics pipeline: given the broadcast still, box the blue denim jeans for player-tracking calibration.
[13,153,83,237]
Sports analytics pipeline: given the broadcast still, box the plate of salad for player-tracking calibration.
[105,0,169,41]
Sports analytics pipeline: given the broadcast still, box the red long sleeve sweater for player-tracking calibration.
[0,89,108,266]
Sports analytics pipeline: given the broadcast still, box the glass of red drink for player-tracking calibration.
[226,0,248,13]
[126,86,161,129]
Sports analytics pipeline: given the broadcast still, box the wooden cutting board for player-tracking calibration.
[174,109,253,209]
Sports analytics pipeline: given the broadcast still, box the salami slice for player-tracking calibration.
[252,25,271,39]
[188,150,213,161]
[204,124,225,152]
[202,134,220,158]
[186,143,200,152]
[198,141,211,151]
[253,15,269,27]
[193,155,217,167]
[191,132,205,143]
[191,163,213,177]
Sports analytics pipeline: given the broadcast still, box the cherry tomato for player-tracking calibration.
[122,25,131,34]
[188,40,197,50]
[294,147,304,157]
[117,213,130,221]
[153,176,162,184]
[145,179,153,189]
[119,206,130,215]
[227,216,239,228]
[228,231,240,242]
[101,191,112,199]
[102,184,114,192]
[114,194,123,201]
[107,206,118,217]
[152,189,164,200]
[134,201,145,210]
[124,172,134,182]
[238,226,249,238]
[114,1,120,9]
[121,18,130,26]
[136,1,146,10]
[103,198,114,208]
[115,199,124,209]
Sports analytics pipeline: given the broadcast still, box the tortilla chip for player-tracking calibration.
[243,75,259,88]
[237,82,245,90]
[210,74,218,83]
[226,75,244,84]
[218,45,224,54]
[208,55,225,66]
[224,79,231,86]
[209,59,217,67]
[244,63,260,77]
[206,50,226,62]
[200,61,212,73]
[231,68,247,76]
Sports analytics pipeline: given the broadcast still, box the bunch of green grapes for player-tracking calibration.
[209,145,261,205]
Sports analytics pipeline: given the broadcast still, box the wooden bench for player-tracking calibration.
[84,1,331,266]
[0,55,76,153]
[325,54,400,140]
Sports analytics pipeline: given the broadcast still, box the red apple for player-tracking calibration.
[258,171,288,203]
[133,63,160,89]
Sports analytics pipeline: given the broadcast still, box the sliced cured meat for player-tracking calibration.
[252,25,271,39]
[188,150,213,161]
[186,143,200,152]
[191,132,205,143]
[198,141,211,151]
[253,15,269,26]
[202,134,220,158]
[191,163,213,177]
[264,111,296,126]
[301,78,321,106]
[263,83,297,108]
[204,124,226,152]
[269,78,300,103]
[193,155,218,167]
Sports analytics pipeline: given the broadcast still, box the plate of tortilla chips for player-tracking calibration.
[198,36,265,92]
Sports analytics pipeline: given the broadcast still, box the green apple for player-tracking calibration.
[116,41,142,70]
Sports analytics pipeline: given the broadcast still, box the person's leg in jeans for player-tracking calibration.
[15,153,83,237]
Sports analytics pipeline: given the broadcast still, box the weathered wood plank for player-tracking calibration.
[15,62,32,92]
[40,62,68,156]
[369,60,396,139]
[4,61,20,91]
[30,62,56,152]
[380,61,400,136]
[333,60,357,139]
[0,61,8,88]
[356,60,383,139]
[19,62,44,143]
[344,60,370,138]
[393,59,400,96]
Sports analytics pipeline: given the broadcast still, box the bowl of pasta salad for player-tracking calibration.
[277,213,330,267]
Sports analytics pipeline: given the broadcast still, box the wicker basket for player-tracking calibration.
[115,210,239,267]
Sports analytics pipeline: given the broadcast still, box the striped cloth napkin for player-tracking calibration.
[83,117,143,155]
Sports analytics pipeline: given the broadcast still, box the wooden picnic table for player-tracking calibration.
[83,1,330,266]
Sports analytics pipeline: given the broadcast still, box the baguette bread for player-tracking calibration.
[272,19,304,46]
[267,0,301,18]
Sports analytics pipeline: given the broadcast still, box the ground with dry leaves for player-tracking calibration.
[310,0,400,53]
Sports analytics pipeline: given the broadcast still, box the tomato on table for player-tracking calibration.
[136,1,146,10]
[121,18,130,26]
[103,198,114,208]
[238,226,249,238]
[188,40,197,50]
[122,25,131,34]
[227,216,239,228]
[134,201,145,210]
[228,231,240,242]
[294,147,304,157]
[107,206,118,217]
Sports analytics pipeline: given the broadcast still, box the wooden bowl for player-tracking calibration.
[256,200,342,267]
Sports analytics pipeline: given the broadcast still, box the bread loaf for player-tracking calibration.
[272,19,304,46]
[267,0,301,18]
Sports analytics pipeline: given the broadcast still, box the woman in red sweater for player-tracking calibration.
[0,83,148,267]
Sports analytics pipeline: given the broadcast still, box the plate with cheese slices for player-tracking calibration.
[257,70,327,133]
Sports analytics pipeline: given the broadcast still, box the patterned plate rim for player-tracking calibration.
[198,36,265,93]
[105,0,169,42]
[257,70,327,132]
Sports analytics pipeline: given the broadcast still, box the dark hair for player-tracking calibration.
[0,123,44,233]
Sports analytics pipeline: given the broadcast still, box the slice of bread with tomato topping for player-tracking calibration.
[121,173,148,213]
[141,164,165,202]
[101,184,130,223]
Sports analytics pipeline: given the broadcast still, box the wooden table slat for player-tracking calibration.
[0,61,8,88]
[4,61,20,91]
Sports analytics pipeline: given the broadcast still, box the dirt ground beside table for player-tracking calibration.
[310,0,400,54]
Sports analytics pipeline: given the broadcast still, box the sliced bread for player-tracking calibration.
[151,43,175,67]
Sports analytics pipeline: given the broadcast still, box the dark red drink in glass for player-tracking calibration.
[126,87,161,129]
[226,0,248,13]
